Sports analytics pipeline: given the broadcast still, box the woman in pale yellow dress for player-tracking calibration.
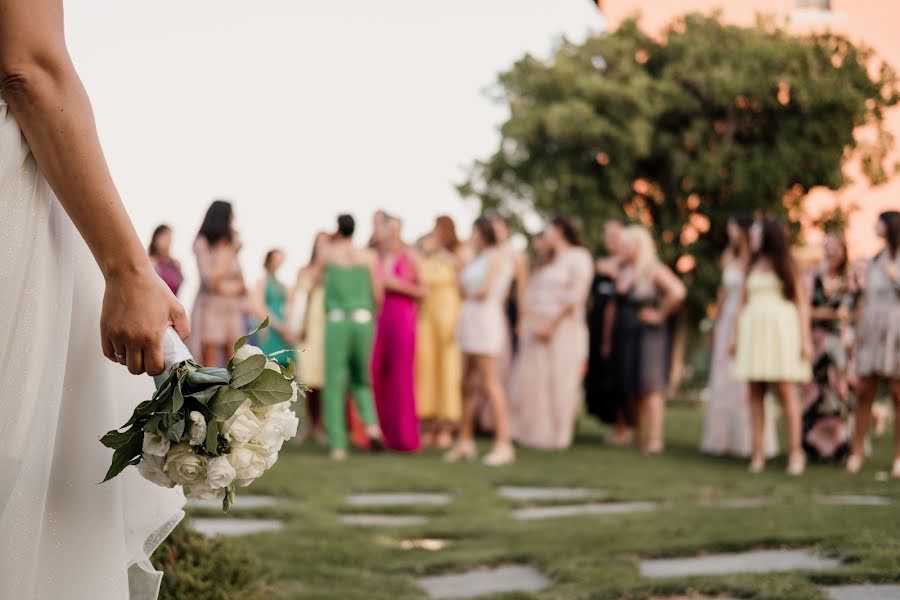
[733,218,812,475]
[416,216,463,449]
[293,232,330,441]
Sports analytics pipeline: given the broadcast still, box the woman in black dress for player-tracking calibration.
[584,220,627,432]
[801,234,859,461]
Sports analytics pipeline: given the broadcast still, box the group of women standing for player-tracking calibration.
[697,211,900,476]
[162,200,900,478]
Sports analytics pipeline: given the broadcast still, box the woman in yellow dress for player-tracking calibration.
[292,232,331,442]
[733,217,812,475]
[416,216,463,449]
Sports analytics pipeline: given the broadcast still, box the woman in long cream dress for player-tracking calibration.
[416,216,463,449]
[510,218,594,449]
[701,215,778,458]
[1,2,188,596]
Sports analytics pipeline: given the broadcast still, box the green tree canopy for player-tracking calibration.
[460,13,898,315]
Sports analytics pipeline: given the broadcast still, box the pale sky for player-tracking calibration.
[65,1,603,306]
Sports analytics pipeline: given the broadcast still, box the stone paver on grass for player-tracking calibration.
[824,584,900,599]
[345,492,453,507]
[513,501,661,520]
[701,497,773,509]
[417,565,551,599]
[497,485,606,501]
[186,494,282,510]
[191,518,284,537]
[816,495,892,507]
[339,514,428,527]
[640,549,841,579]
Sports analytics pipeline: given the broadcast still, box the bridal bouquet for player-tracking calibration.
[101,319,301,511]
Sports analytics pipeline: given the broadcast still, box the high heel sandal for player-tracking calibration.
[482,443,515,467]
[846,453,864,474]
[748,456,765,474]
[443,440,477,463]
[787,453,806,476]
[891,458,900,479]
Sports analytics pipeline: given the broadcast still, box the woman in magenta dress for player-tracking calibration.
[372,216,426,451]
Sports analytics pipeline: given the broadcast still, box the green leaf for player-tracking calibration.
[185,385,221,405]
[223,485,236,512]
[187,367,230,386]
[278,357,296,381]
[101,429,143,483]
[172,382,185,413]
[233,316,269,354]
[229,354,266,388]
[209,386,249,421]
[241,368,293,407]
[100,428,139,449]
[205,419,219,454]
[159,412,186,443]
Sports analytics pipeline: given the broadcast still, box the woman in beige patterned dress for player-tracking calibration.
[510,217,594,449]
[847,211,900,476]
[190,200,247,366]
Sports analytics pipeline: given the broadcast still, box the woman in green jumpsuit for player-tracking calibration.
[322,215,383,459]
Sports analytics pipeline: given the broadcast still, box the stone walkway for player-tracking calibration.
[640,549,841,579]
[417,565,550,599]
[186,494,282,510]
[816,495,892,507]
[338,514,428,527]
[345,492,453,506]
[823,584,900,599]
[513,501,662,521]
[497,485,606,501]
[191,517,284,537]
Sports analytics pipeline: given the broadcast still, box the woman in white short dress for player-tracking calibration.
[446,217,516,466]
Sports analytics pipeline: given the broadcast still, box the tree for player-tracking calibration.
[460,13,898,315]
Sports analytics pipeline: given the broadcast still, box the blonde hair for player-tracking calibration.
[623,225,660,290]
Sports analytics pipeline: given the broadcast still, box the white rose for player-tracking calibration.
[264,450,278,470]
[188,411,207,446]
[265,407,299,442]
[206,455,236,490]
[163,442,208,486]
[264,360,281,373]
[189,480,224,501]
[232,343,264,364]
[137,453,176,488]
[252,416,284,452]
[142,431,171,457]
[228,443,267,486]
[222,400,262,444]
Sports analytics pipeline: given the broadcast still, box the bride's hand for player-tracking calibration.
[100,265,190,376]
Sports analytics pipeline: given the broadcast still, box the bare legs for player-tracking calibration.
[748,380,805,474]
[201,341,237,368]
[849,376,900,475]
[638,392,665,454]
[446,353,514,465]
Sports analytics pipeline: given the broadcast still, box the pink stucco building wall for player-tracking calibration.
[598,0,899,258]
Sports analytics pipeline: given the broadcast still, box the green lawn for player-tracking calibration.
[183,404,900,600]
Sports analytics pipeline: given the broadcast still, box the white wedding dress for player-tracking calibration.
[0,95,185,598]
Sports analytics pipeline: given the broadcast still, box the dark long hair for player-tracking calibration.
[879,210,900,259]
[729,212,754,253]
[148,224,170,257]
[749,217,797,301]
[264,248,282,272]
[551,214,583,247]
[473,216,498,247]
[198,200,233,245]
[434,215,460,251]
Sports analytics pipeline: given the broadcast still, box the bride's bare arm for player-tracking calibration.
[0,0,188,375]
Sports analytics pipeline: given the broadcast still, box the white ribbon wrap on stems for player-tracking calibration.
[153,327,194,387]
